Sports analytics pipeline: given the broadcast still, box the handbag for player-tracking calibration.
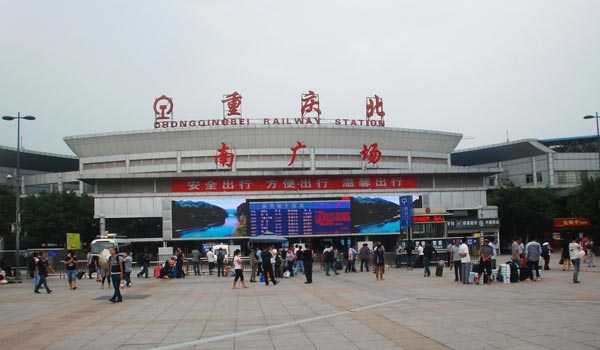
[558,258,564,265]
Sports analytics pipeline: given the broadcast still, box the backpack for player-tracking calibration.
[326,249,335,263]
[217,251,225,264]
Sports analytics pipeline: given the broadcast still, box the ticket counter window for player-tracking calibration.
[412,222,445,239]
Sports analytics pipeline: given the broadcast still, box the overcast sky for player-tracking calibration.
[1,1,599,156]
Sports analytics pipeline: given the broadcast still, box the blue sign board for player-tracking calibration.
[399,196,414,228]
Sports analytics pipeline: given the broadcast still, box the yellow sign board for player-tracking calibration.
[66,233,81,250]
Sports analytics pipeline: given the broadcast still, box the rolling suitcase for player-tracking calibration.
[154,265,161,278]
[509,263,519,283]
[335,259,343,270]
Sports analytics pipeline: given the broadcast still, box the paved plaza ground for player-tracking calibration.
[1,253,599,350]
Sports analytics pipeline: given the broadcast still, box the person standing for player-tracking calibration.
[569,237,584,283]
[422,241,437,278]
[541,241,552,270]
[303,243,314,284]
[285,248,295,277]
[416,243,424,268]
[477,239,493,284]
[191,248,200,276]
[404,241,414,270]
[294,246,304,274]
[63,251,78,290]
[373,241,386,280]
[260,246,278,285]
[249,247,258,282]
[525,238,542,282]
[31,251,40,291]
[255,247,263,277]
[359,243,370,272]
[511,238,522,267]
[488,237,498,270]
[449,240,462,282]
[34,251,55,294]
[123,252,133,287]
[395,245,402,268]
[216,248,226,277]
[584,237,595,267]
[232,249,248,289]
[108,247,123,302]
[560,238,571,271]
[175,247,185,278]
[206,248,215,275]
[459,238,471,284]
[346,245,357,273]
[86,249,94,279]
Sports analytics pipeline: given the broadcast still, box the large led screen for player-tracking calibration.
[351,196,400,234]
[248,199,351,236]
[172,199,248,239]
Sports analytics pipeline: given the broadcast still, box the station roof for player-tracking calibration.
[0,145,79,172]
[451,139,554,166]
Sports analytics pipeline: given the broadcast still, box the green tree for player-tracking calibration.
[20,192,95,249]
[0,184,16,243]
[566,177,600,230]
[488,184,558,243]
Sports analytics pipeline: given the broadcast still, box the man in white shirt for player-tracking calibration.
[206,248,215,275]
[459,238,471,284]
[488,237,497,270]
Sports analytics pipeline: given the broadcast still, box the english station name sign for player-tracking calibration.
[153,90,387,129]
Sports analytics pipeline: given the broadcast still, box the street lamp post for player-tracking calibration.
[583,112,600,177]
[2,113,36,280]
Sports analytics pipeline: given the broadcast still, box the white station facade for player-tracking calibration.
[25,95,501,251]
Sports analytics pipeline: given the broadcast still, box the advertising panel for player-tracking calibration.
[351,196,400,234]
[171,199,248,239]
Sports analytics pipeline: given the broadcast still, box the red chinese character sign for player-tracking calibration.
[154,95,173,121]
[301,90,321,118]
[366,95,385,119]
[172,174,418,192]
[288,141,307,166]
[360,143,382,164]
[214,142,235,168]
[222,91,243,117]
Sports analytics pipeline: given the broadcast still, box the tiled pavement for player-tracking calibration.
[1,254,599,350]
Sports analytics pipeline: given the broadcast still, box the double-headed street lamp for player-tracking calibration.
[583,112,600,176]
[2,113,36,280]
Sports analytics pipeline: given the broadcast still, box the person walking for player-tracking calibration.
[232,249,248,289]
[583,236,595,267]
[323,245,339,276]
[541,241,552,270]
[123,252,133,287]
[303,243,314,284]
[449,239,462,282]
[260,246,278,285]
[63,250,78,290]
[569,237,584,283]
[86,249,94,279]
[422,241,437,278]
[373,241,385,280]
[108,247,123,302]
[34,251,55,294]
[137,252,150,278]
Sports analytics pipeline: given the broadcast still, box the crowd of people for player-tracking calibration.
[13,234,596,303]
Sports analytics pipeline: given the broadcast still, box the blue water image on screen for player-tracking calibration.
[172,198,247,239]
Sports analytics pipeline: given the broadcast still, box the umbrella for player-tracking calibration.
[249,231,288,244]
